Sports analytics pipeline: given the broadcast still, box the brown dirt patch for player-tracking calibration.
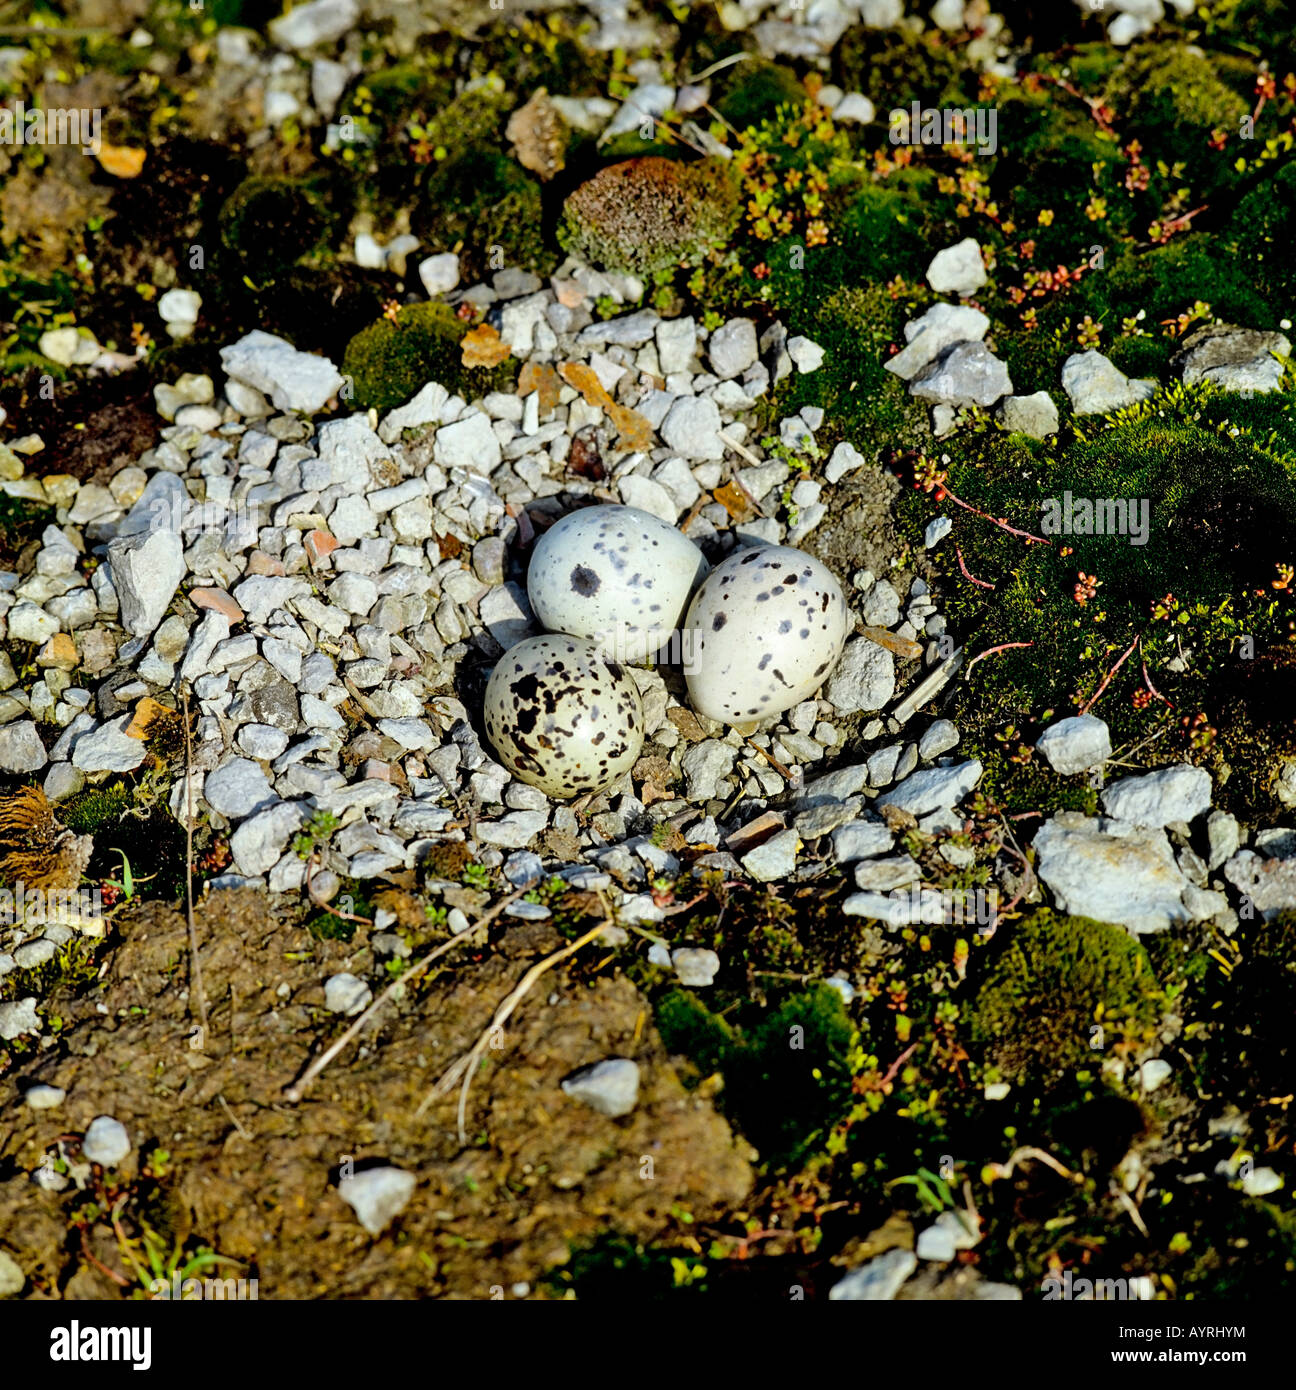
[0,889,753,1299]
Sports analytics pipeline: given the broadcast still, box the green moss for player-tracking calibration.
[970,909,1166,1085]
[1225,161,1296,316]
[341,301,516,413]
[761,281,928,459]
[1107,43,1250,194]
[414,147,553,284]
[655,987,735,1080]
[60,783,133,836]
[714,59,807,130]
[838,27,971,110]
[559,157,739,276]
[218,177,332,276]
[899,387,1296,810]
[656,983,857,1168]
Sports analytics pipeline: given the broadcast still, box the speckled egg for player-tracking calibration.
[484,635,645,798]
[683,544,850,725]
[527,504,709,663]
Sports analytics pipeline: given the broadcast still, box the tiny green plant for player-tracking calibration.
[294,810,339,860]
[102,850,156,902]
[888,1167,956,1216]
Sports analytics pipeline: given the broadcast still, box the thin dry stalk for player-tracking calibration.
[282,888,525,1103]
[180,687,209,1044]
[422,916,612,1140]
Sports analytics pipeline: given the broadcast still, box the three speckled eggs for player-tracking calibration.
[484,504,849,798]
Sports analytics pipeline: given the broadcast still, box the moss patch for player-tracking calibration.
[341,301,516,413]
[970,909,1166,1085]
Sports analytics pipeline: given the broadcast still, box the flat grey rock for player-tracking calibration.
[1100,763,1212,828]
[220,330,343,413]
[561,1058,641,1117]
[877,760,983,816]
[830,1248,918,1300]
[1033,815,1191,933]
[1062,350,1156,416]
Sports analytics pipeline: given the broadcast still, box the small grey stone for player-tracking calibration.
[916,1223,957,1262]
[337,1165,417,1236]
[107,528,185,638]
[324,972,372,1016]
[0,997,41,1041]
[220,330,343,413]
[877,760,983,816]
[911,342,1013,409]
[23,1083,66,1110]
[1206,810,1240,871]
[0,720,48,773]
[825,440,867,484]
[860,579,901,628]
[660,396,724,461]
[561,1058,641,1117]
[1062,350,1156,416]
[998,390,1059,438]
[866,742,903,787]
[231,800,308,876]
[70,715,148,773]
[830,1248,918,1300]
[672,947,720,987]
[418,252,460,296]
[1172,323,1291,394]
[926,238,986,296]
[854,855,921,891]
[82,1115,131,1167]
[204,758,277,821]
[709,318,758,378]
[1035,714,1111,776]
[826,639,895,714]
[681,740,737,800]
[1034,815,1189,933]
[656,316,697,374]
[741,828,799,882]
[831,819,895,862]
[13,939,57,969]
[886,302,989,380]
[919,719,959,759]
[237,723,289,761]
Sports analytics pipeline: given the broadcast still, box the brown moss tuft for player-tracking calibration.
[0,786,93,891]
[559,156,739,275]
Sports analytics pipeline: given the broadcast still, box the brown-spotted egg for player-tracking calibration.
[484,634,645,798]
[527,504,708,663]
[683,544,849,724]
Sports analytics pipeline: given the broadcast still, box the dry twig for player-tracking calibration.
[282,889,525,1103]
[421,914,612,1140]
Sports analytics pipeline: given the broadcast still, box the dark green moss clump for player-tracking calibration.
[415,148,553,284]
[657,984,856,1167]
[218,177,333,276]
[971,910,1166,1085]
[559,157,739,276]
[341,302,515,413]
[714,59,807,129]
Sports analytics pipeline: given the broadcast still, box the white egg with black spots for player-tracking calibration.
[484,635,645,798]
[683,544,849,725]
[527,504,708,663]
